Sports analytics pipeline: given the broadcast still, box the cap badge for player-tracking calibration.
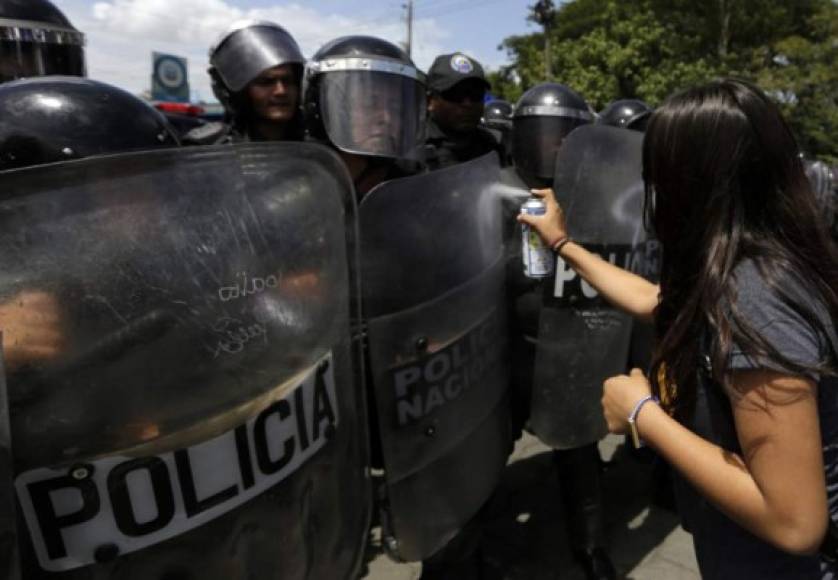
[450,54,473,74]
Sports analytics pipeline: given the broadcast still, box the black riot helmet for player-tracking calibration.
[0,77,179,171]
[512,82,593,184]
[482,99,513,129]
[208,20,304,119]
[305,35,426,160]
[598,98,652,131]
[482,99,513,165]
[0,0,86,83]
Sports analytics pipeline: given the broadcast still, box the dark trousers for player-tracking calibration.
[554,443,606,552]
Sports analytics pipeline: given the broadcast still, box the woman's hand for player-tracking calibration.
[516,188,568,247]
[602,368,653,434]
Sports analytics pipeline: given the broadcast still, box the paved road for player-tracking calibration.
[363,433,700,580]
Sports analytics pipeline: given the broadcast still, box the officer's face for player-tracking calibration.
[428,79,486,133]
[349,82,400,152]
[246,64,300,124]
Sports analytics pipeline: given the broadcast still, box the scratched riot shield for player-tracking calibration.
[0,142,370,579]
[530,125,649,449]
[360,152,512,561]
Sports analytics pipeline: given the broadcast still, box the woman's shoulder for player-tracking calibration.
[731,258,826,319]
[729,257,837,376]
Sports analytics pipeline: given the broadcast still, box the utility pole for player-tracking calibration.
[404,0,414,58]
[532,0,555,80]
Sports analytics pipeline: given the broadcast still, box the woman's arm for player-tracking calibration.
[559,241,659,323]
[604,369,828,555]
[517,188,659,323]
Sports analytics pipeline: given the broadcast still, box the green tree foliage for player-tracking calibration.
[493,0,838,161]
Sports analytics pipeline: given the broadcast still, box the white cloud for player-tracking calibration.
[56,0,449,102]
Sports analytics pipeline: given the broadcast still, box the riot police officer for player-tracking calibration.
[512,82,594,188]
[483,99,513,127]
[184,20,305,145]
[0,0,86,82]
[0,75,375,580]
[599,98,661,372]
[0,75,179,385]
[424,53,501,171]
[304,35,426,196]
[306,37,513,580]
[598,97,671,514]
[510,83,617,580]
[0,77,178,579]
[482,99,513,165]
[597,99,653,132]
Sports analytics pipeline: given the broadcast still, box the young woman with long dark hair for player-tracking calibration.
[519,78,838,578]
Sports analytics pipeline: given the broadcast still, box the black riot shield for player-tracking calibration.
[530,125,649,449]
[0,143,370,579]
[360,153,512,561]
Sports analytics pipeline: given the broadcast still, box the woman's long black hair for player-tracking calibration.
[644,79,838,418]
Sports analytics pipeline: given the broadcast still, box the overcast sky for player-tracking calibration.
[53,0,540,102]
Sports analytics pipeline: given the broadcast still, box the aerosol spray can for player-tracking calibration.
[520,196,555,278]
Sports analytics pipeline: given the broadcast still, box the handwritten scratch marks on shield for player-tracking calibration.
[217,272,279,303]
[206,316,268,359]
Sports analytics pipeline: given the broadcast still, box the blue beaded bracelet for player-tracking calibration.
[628,395,660,449]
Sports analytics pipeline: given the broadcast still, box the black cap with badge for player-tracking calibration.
[427,52,490,93]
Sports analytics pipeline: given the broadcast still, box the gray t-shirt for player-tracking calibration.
[675,260,838,580]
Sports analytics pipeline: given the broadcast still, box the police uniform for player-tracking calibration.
[424,118,501,171]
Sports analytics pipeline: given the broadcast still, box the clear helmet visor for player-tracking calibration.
[512,116,589,181]
[319,70,426,159]
[0,40,85,82]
